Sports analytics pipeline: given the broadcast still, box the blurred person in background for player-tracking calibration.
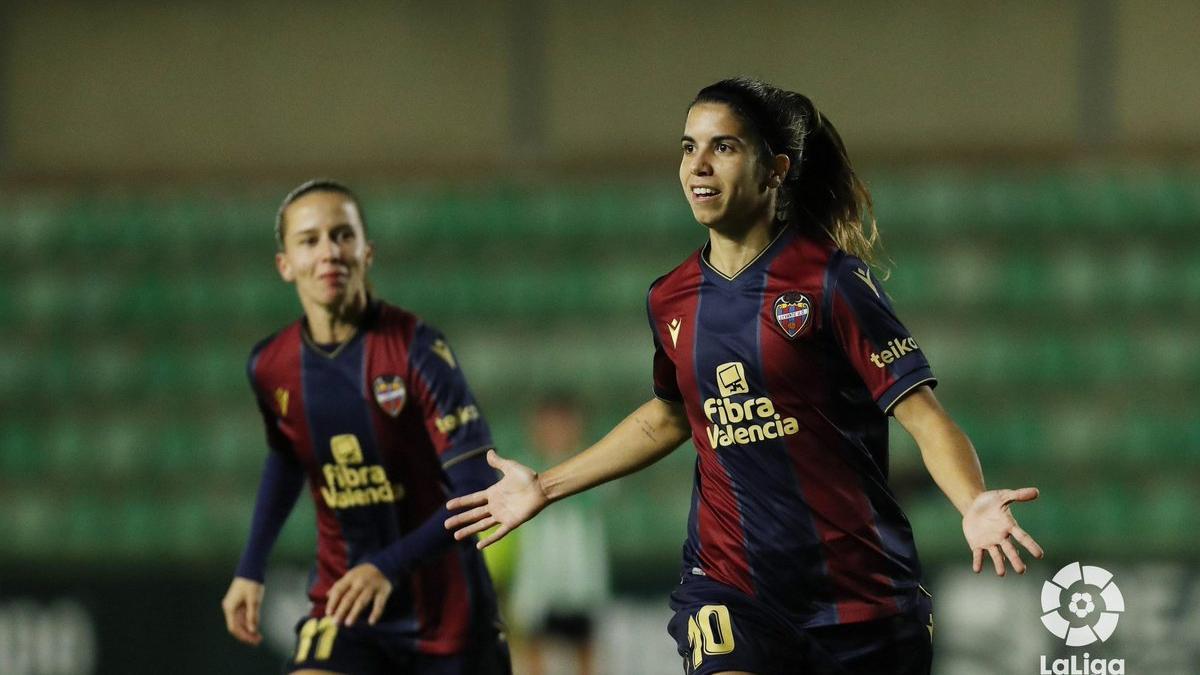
[220,179,510,674]
[510,393,610,675]
[448,78,1043,675]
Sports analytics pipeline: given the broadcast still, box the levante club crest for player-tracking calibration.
[774,292,811,338]
[373,376,407,417]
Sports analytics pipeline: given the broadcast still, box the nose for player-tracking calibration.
[322,234,343,260]
[688,151,712,176]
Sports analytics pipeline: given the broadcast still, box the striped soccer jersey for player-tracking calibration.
[648,226,936,627]
[247,300,499,654]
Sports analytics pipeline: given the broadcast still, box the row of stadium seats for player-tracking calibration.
[3,327,1195,411]
[9,250,1199,333]
[5,170,1199,253]
[2,406,1195,484]
[2,475,1195,562]
[905,478,1197,556]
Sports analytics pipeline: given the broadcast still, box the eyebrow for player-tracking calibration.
[289,222,353,238]
[681,135,744,145]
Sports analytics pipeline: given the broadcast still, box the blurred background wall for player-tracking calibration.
[1,1,1197,674]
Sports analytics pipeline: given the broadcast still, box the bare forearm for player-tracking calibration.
[538,397,690,503]
[917,418,985,515]
[893,387,985,515]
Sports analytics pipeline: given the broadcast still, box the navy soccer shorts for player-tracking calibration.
[667,576,933,675]
[284,615,511,675]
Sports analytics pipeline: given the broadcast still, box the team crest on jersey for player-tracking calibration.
[372,376,407,417]
[774,292,812,338]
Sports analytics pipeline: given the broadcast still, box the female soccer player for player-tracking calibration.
[446,78,1044,675]
[221,180,510,675]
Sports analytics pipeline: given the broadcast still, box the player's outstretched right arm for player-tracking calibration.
[445,396,690,549]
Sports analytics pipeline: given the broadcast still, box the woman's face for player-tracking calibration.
[275,191,373,310]
[679,102,776,233]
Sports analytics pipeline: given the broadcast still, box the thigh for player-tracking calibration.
[284,615,388,675]
[667,577,833,675]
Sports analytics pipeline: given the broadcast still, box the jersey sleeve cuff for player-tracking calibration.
[441,444,492,470]
[878,367,937,415]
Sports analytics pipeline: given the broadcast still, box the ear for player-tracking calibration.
[767,153,791,188]
[364,241,375,270]
[275,251,295,282]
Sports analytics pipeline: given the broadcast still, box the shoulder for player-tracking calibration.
[364,300,437,356]
[825,250,885,300]
[647,247,703,306]
[370,299,420,335]
[246,320,303,389]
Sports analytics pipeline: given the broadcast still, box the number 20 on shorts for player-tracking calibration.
[687,604,736,668]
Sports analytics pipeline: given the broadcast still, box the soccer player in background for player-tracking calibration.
[220,180,511,674]
[446,78,1044,674]
[509,394,610,675]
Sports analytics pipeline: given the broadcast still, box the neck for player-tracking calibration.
[707,216,781,278]
[301,288,369,344]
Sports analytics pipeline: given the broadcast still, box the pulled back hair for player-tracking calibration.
[275,178,368,250]
[692,77,886,274]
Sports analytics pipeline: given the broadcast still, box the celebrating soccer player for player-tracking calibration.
[446,78,1043,675]
[221,180,510,674]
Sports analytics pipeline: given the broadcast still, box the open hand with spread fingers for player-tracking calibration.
[962,487,1045,576]
[445,450,547,549]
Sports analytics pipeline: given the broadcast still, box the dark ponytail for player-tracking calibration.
[693,78,886,274]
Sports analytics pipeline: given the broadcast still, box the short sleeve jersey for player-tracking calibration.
[247,299,496,654]
[647,226,936,628]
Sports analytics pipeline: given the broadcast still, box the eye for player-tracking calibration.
[682,143,695,154]
[716,142,732,153]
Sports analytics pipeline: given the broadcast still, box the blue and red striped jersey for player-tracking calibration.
[247,299,498,654]
[648,226,936,628]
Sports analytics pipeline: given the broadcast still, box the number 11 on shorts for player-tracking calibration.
[295,616,338,663]
[687,604,736,668]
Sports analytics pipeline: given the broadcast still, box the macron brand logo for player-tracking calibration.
[667,317,682,348]
[869,337,920,368]
[853,267,880,298]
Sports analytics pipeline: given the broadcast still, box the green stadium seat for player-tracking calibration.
[0,424,42,476]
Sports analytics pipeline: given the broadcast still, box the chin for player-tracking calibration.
[690,209,721,229]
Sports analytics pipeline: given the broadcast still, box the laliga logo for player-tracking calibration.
[1040,562,1124,646]
[1038,563,1126,675]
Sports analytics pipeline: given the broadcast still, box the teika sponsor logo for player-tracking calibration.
[869,337,920,368]
[435,404,480,434]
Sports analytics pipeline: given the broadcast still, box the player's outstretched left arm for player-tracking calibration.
[893,386,1044,576]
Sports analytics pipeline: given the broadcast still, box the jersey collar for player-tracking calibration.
[700,224,791,282]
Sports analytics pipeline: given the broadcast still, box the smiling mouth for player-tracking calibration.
[690,186,721,202]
